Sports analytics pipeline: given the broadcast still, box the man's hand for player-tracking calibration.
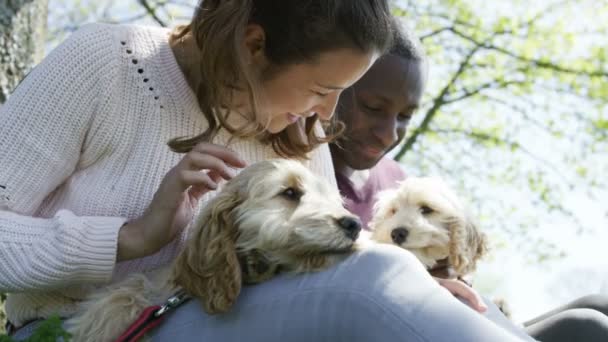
[434,277,488,313]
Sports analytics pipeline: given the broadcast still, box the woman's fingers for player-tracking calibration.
[180,170,219,190]
[126,144,246,259]
[157,144,247,205]
[188,171,224,199]
[179,144,247,187]
[191,143,247,168]
[182,153,236,181]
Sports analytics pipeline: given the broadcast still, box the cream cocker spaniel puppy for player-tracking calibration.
[68,159,361,342]
[369,177,487,276]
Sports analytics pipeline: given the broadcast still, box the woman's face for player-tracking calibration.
[332,54,426,170]
[255,49,378,134]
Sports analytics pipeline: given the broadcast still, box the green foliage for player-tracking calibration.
[1,294,69,340]
[594,118,608,130]
[1,293,5,335]
[0,315,71,342]
[393,0,608,259]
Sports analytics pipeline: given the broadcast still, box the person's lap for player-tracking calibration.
[523,294,608,342]
[151,245,531,341]
[12,245,532,341]
[476,295,534,341]
[525,308,608,342]
[524,293,608,326]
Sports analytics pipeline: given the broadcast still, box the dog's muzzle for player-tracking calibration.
[391,227,409,245]
[337,216,362,240]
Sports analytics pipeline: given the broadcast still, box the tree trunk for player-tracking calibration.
[0,0,49,105]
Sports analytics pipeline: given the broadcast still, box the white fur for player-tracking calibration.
[369,177,487,275]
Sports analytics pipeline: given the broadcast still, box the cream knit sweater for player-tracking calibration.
[0,23,336,326]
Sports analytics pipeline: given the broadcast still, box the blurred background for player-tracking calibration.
[1,0,607,326]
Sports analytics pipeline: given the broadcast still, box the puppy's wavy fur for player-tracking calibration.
[67,159,359,342]
[369,177,488,276]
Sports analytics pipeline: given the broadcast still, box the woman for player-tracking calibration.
[1,1,527,340]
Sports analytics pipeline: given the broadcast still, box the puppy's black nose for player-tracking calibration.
[391,227,409,245]
[337,216,362,240]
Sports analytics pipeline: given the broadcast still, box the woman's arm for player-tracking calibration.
[0,24,125,292]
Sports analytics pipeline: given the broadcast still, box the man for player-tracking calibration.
[330,24,425,229]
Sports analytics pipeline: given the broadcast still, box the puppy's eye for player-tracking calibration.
[389,207,397,216]
[281,187,302,201]
[420,205,434,215]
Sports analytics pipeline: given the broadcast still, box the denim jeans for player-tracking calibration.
[13,245,534,341]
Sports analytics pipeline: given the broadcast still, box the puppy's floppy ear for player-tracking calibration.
[172,187,243,314]
[448,215,488,276]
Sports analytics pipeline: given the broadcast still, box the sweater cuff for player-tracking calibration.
[57,210,126,284]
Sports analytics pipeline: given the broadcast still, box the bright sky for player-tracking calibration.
[433,0,607,322]
[393,0,608,323]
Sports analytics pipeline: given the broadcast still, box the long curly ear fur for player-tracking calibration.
[448,215,489,276]
[171,188,242,314]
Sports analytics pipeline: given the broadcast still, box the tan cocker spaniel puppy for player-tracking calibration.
[68,159,361,342]
[369,177,488,277]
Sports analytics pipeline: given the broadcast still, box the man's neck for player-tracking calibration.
[330,146,355,178]
[333,159,354,178]
[349,169,371,189]
[331,154,371,189]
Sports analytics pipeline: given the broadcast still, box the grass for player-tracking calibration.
[0,315,70,342]
[0,294,72,341]
[1,293,5,335]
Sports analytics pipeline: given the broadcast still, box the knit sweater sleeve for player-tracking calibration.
[0,24,125,291]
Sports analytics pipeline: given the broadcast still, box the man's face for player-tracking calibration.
[332,54,426,170]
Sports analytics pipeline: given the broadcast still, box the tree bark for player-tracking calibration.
[0,0,49,105]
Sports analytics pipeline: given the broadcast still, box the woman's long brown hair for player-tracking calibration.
[168,0,394,159]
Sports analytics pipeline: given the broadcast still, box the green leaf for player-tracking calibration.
[26,316,71,342]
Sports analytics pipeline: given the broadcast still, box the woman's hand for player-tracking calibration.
[117,143,247,261]
[434,277,488,313]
